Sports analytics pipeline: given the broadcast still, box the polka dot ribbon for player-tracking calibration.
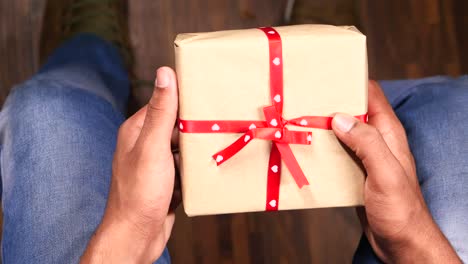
[179,27,368,211]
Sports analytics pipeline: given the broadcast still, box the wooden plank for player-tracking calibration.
[453,0,468,74]
[0,0,33,105]
[128,0,286,87]
[31,0,46,69]
[0,0,45,106]
[360,0,462,80]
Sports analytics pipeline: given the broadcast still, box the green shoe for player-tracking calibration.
[40,0,132,68]
[284,0,360,27]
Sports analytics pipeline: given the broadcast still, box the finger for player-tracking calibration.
[170,158,181,212]
[367,81,416,177]
[135,67,178,152]
[163,213,175,244]
[332,113,407,191]
[115,105,148,154]
[150,213,175,259]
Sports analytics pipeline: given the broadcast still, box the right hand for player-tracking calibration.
[331,81,460,263]
[81,67,180,263]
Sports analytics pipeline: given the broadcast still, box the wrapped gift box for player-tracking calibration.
[175,24,368,216]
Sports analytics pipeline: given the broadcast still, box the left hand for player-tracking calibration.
[81,67,180,263]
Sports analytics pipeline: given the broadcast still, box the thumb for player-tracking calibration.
[332,113,406,189]
[137,67,178,149]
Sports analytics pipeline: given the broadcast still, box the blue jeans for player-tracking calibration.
[0,34,170,263]
[0,34,466,263]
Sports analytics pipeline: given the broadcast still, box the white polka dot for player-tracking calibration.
[271,165,278,173]
[244,135,251,142]
[270,119,278,127]
[273,94,281,103]
[249,124,257,130]
[211,124,220,131]
[268,30,275,34]
[275,131,282,138]
[307,134,312,142]
[300,119,308,126]
[269,199,277,207]
[273,57,281,66]
[215,155,224,163]
[179,123,184,130]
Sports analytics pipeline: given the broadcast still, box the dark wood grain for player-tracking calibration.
[360,0,463,80]
[127,0,287,104]
[0,0,467,263]
[0,0,43,105]
[453,0,468,74]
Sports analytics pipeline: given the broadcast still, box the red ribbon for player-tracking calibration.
[179,27,367,211]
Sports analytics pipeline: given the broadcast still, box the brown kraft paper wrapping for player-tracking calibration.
[174,24,368,216]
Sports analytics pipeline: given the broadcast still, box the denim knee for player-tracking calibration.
[0,78,124,199]
[395,79,468,184]
[354,78,468,262]
[394,78,468,260]
[0,79,125,263]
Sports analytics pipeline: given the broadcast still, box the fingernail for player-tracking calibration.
[333,113,357,133]
[155,68,170,88]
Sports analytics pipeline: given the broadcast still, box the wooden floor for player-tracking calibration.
[1,0,467,263]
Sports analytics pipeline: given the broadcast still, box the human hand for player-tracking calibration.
[332,81,460,263]
[81,67,180,263]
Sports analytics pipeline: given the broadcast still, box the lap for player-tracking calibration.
[3,74,465,263]
[0,34,171,263]
[0,78,124,263]
[354,76,468,263]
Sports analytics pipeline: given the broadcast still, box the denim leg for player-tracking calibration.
[353,76,468,263]
[0,34,170,263]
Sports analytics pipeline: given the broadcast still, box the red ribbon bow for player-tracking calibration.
[179,27,367,211]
